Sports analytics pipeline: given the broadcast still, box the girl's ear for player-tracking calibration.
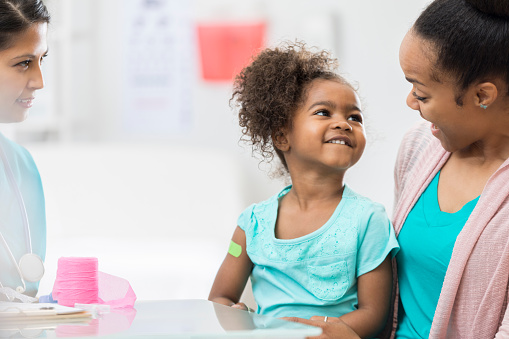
[474,81,498,107]
[273,129,290,152]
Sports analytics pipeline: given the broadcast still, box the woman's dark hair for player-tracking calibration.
[413,0,509,103]
[231,41,349,174]
[0,0,50,51]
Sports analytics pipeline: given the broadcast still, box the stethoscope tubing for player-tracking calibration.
[0,142,32,253]
[0,231,26,291]
[0,141,42,293]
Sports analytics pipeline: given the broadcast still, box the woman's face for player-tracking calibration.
[0,23,47,123]
[399,30,491,153]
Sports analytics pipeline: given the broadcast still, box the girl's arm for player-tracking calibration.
[336,256,393,338]
[209,226,254,309]
[290,256,392,339]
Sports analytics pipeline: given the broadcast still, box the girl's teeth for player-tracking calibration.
[329,140,346,145]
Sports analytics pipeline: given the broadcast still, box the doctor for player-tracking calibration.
[0,0,50,301]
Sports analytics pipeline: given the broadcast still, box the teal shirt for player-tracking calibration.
[238,185,399,319]
[396,172,479,338]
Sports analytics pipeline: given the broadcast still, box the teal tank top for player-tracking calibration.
[396,171,479,338]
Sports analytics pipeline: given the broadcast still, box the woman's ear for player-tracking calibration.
[475,82,498,107]
[273,129,290,152]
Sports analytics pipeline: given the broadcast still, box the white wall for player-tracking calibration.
[33,143,245,301]
[34,0,430,208]
[20,0,431,301]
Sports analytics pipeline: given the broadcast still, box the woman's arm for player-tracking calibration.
[338,256,393,338]
[495,289,509,338]
[283,317,360,339]
[209,226,254,309]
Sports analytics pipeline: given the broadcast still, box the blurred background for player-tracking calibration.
[3,0,429,302]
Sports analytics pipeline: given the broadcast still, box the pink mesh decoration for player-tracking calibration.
[97,271,137,308]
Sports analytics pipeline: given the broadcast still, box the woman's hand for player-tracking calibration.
[282,316,361,339]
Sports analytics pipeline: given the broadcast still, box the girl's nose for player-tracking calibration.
[332,120,352,131]
[406,91,420,110]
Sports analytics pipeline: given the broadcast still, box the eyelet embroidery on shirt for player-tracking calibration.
[247,194,365,262]
[307,261,349,301]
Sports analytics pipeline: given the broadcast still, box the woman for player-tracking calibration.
[288,0,509,337]
[394,0,509,337]
[0,0,50,302]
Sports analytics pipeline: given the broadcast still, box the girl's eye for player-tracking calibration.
[315,109,330,117]
[348,114,363,124]
[40,53,48,64]
[412,91,427,102]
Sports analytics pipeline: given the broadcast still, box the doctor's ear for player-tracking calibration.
[475,82,498,108]
[273,129,289,152]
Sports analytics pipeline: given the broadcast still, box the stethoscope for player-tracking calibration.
[0,142,44,294]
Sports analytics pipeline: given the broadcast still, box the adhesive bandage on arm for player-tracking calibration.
[228,240,242,258]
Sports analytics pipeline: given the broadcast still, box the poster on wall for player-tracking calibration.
[122,0,193,136]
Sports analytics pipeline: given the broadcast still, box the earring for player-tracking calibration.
[480,104,488,109]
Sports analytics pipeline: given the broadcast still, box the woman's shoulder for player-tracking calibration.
[0,132,37,168]
[398,121,435,158]
[395,121,439,179]
[393,121,448,212]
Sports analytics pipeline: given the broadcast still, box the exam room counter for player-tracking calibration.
[1,299,322,338]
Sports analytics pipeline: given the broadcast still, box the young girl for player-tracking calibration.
[209,42,399,338]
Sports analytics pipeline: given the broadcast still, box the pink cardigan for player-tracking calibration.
[390,121,509,338]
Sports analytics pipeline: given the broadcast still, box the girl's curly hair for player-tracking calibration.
[231,41,348,175]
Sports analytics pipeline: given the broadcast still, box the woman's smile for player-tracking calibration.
[16,97,35,108]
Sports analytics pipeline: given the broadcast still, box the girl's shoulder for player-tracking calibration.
[251,185,291,211]
[343,185,388,213]
[237,185,291,230]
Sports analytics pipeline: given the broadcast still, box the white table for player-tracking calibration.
[1,299,322,338]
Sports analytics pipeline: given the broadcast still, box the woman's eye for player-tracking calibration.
[40,54,48,64]
[348,114,363,123]
[16,60,31,68]
[412,91,427,101]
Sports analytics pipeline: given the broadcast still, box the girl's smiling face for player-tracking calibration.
[0,22,48,123]
[399,30,493,153]
[276,78,366,176]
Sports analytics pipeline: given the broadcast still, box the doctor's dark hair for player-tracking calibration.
[0,0,50,51]
[231,41,350,174]
[413,0,509,103]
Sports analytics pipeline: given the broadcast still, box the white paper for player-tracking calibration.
[122,0,194,136]
[0,302,84,317]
